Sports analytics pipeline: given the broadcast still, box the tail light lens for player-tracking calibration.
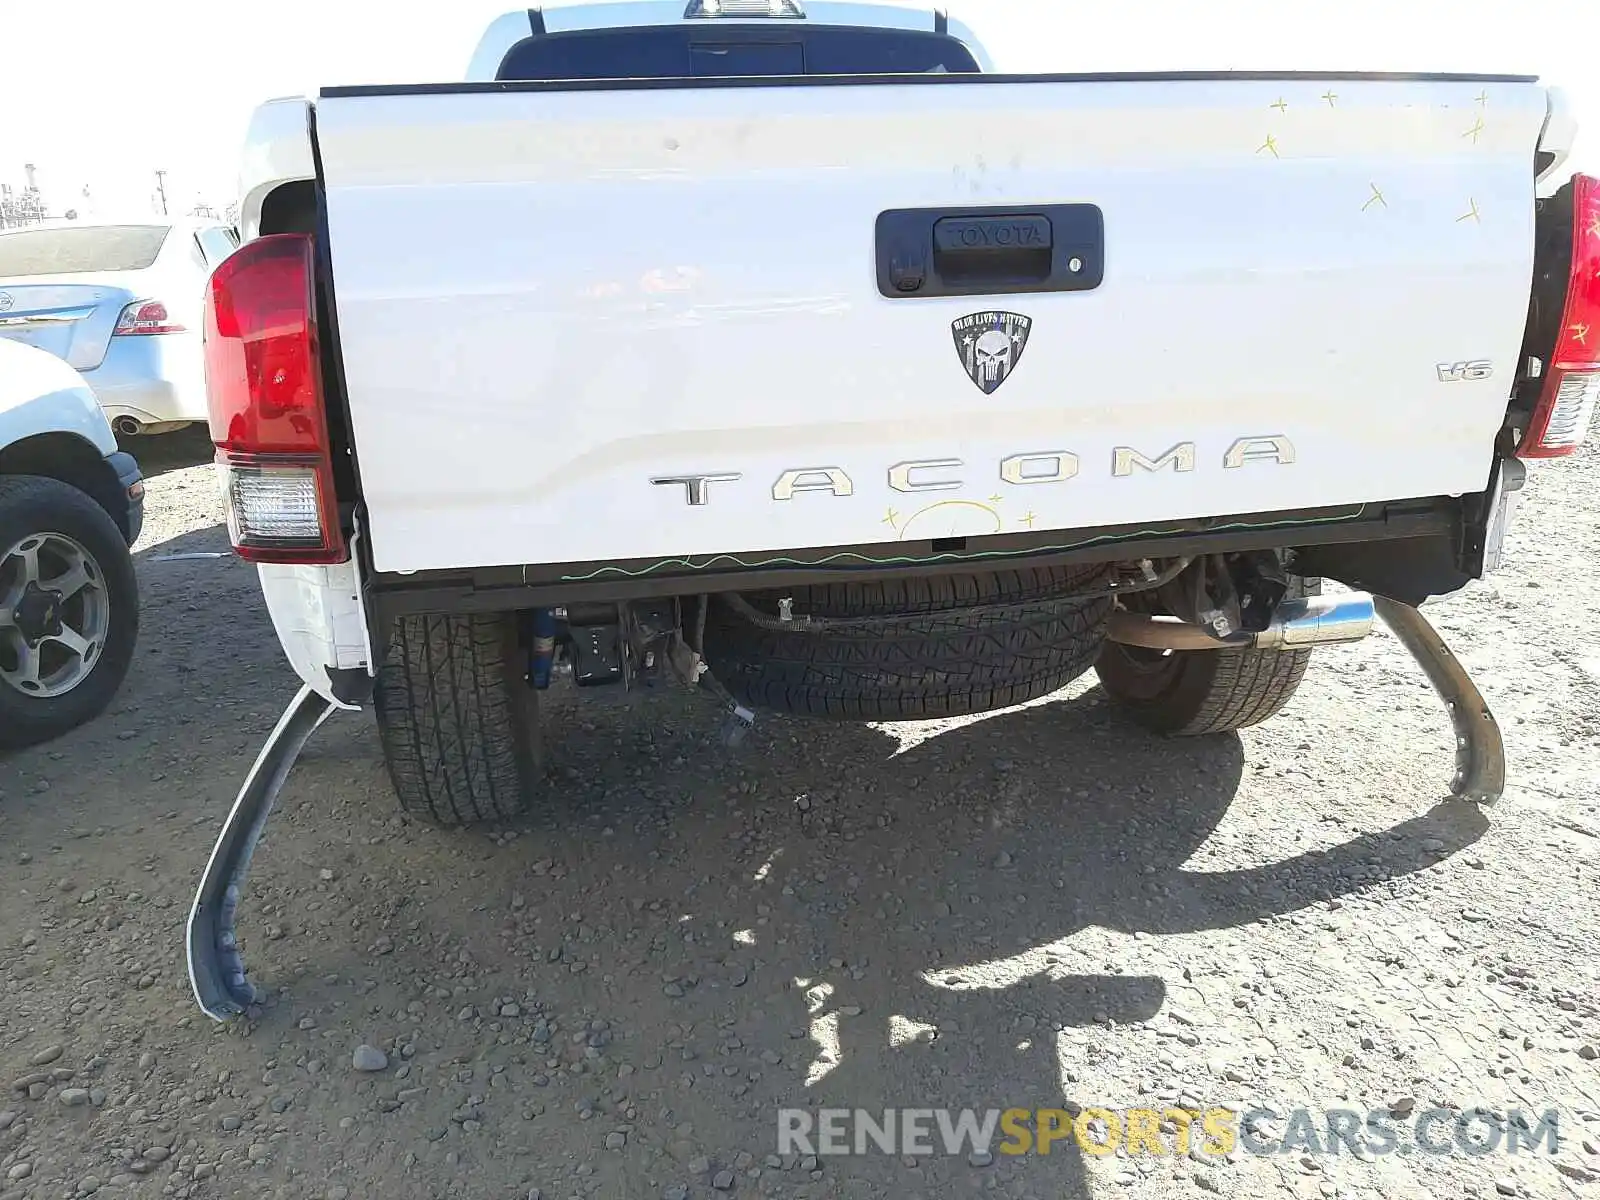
[203,233,345,564]
[113,299,185,335]
[1520,173,1600,458]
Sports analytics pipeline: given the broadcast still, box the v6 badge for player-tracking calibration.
[953,311,1033,394]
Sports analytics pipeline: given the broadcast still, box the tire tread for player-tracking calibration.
[374,613,539,826]
[1160,641,1313,735]
[1094,577,1319,735]
[706,567,1113,721]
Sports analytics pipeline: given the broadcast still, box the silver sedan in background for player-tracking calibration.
[0,219,238,436]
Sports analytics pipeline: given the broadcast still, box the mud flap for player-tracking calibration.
[1373,597,1506,805]
[187,686,336,1020]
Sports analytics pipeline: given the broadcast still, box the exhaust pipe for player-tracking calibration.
[1108,592,1376,652]
[112,416,142,437]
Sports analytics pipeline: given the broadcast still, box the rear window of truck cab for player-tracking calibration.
[497,25,982,80]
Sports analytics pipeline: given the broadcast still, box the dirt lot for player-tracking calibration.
[2,430,1598,1200]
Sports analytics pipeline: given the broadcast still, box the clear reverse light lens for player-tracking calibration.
[1536,370,1600,451]
[222,463,326,549]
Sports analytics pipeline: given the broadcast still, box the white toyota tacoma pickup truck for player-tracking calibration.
[187,0,1598,1018]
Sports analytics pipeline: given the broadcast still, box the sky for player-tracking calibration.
[1,0,1594,217]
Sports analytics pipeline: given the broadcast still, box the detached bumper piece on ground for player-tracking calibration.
[185,597,1508,1022]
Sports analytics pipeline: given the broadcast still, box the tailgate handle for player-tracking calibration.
[876,204,1104,300]
[932,215,1053,286]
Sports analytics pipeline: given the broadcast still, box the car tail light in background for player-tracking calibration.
[1520,173,1600,458]
[203,233,345,564]
[112,299,185,335]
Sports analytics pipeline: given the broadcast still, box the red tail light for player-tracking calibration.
[203,233,345,564]
[113,299,185,335]
[1520,173,1600,458]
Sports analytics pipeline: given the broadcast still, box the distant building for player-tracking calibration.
[0,180,49,230]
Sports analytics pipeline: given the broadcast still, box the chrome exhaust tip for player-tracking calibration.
[1107,592,1376,652]
[112,416,142,438]
[1253,592,1376,649]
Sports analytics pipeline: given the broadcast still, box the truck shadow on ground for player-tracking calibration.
[627,700,1487,1195]
[274,681,1489,1197]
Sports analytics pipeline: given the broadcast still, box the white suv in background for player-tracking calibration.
[0,219,238,436]
[0,337,142,747]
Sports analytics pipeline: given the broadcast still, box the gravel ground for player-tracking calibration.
[1,428,1597,1200]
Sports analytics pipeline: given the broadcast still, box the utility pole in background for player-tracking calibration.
[153,169,168,216]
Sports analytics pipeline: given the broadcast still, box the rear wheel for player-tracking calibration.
[702,567,1114,721]
[0,476,139,750]
[1094,578,1320,735]
[373,612,544,827]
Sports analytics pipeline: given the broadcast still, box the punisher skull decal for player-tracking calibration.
[952,311,1032,394]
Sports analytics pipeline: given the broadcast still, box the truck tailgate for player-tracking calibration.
[314,75,1547,574]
